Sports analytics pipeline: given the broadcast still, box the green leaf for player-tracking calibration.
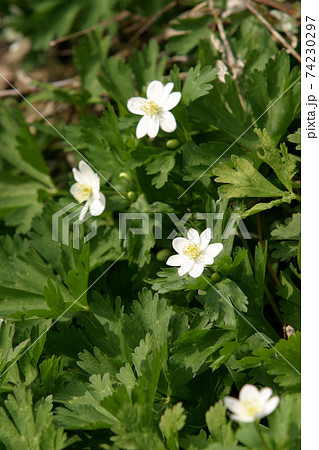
[0,173,44,233]
[201,279,248,327]
[255,128,297,192]
[253,332,301,391]
[159,403,186,450]
[170,329,235,381]
[277,272,300,330]
[213,155,284,199]
[145,151,176,189]
[0,102,54,189]
[271,213,301,241]
[206,401,237,446]
[130,39,168,92]
[166,16,213,55]
[99,57,135,110]
[287,128,301,150]
[74,33,111,101]
[54,373,116,430]
[182,65,219,106]
[267,393,301,449]
[271,213,300,262]
[0,384,66,449]
[243,50,301,143]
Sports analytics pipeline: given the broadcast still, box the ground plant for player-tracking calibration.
[0,0,301,448]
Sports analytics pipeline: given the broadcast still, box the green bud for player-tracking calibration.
[119,172,132,181]
[156,249,172,262]
[127,191,137,201]
[211,272,222,283]
[166,139,180,149]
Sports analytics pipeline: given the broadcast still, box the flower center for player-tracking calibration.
[140,100,160,115]
[183,242,201,259]
[242,400,260,418]
[73,183,93,203]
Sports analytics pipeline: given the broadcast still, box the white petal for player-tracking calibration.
[89,192,105,216]
[198,252,215,266]
[199,228,211,250]
[224,397,242,414]
[187,228,200,244]
[172,237,189,254]
[159,111,177,133]
[147,116,160,138]
[79,160,94,178]
[178,260,193,276]
[166,254,184,267]
[162,92,181,111]
[70,183,79,199]
[127,97,147,115]
[188,263,204,278]
[72,168,86,184]
[262,396,280,417]
[147,80,164,102]
[136,116,149,138]
[159,82,174,106]
[203,243,223,258]
[229,413,254,423]
[259,387,273,403]
[79,202,89,221]
[239,384,259,402]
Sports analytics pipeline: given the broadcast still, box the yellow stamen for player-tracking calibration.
[140,100,160,115]
[183,242,201,259]
[242,400,260,417]
[73,183,93,203]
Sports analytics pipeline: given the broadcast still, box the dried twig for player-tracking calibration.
[247,2,301,63]
[253,0,299,19]
[49,11,131,47]
[208,0,245,109]
[0,76,81,98]
[130,0,179,43]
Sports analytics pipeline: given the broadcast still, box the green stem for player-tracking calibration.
[294,193,301,202]
[254,421,271,450]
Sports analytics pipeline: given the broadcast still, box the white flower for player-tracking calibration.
[224,384,280,423]
[70,161,106,221]
[166,228,223,278]
[127,80,181,139]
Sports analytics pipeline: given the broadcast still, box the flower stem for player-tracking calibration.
[254,421,271,450]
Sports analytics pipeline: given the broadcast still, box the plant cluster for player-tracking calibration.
[0,0,301,448]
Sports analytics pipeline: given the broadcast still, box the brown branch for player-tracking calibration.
[247,2,301,63]
[49,11,131,47]
[0,77,81,98]
[208,0,245,110]
[130,0,179,43]
[253,0,300,19]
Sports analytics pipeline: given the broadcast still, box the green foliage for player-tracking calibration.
[0,384,66,449]
[0,1,301,447]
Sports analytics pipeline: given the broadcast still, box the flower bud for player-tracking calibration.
[211,272,222,283]
[156,249,172,262]
[166,139,180,149]
[127,191,137,201]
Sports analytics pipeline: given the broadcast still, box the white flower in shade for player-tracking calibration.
[224,384,280,423]
[127,80,181,139]
[166,228,223,278]
[70,161,106,221]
